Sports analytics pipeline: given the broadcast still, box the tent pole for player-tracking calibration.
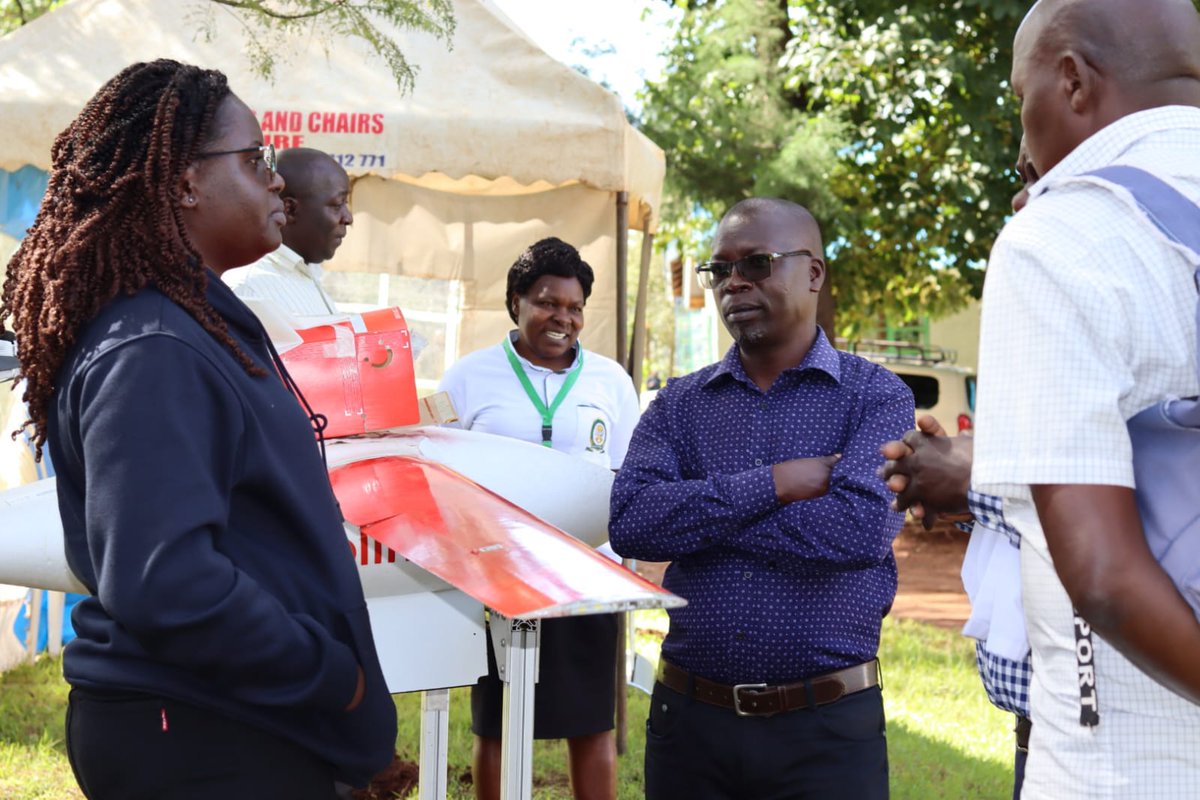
[616,214,654,759]
[615,192,629,371]
[628,214,654,392]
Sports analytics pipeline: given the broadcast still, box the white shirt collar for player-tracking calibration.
[1029,106,1200,201]
[265,242,324,282]
[505,330,583,372]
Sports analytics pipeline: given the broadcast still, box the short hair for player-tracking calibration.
[276,147,344,200]
[723,197,825,258]
[504,237,595,323]
[1026,0,1200,88]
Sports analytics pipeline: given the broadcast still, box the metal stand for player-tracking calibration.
[492,613,541,800]
[615,611,628,755]
[46,591,64,657]
[418,689,450,800]
[24,588,41,662]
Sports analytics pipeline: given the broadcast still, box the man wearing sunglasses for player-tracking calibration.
[610,198,914,799]
[224,147,352,320]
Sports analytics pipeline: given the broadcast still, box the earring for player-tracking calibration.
[185,195,196,206]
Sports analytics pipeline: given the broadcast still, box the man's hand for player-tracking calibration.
[879,415,973,528]
[772,454,840,504]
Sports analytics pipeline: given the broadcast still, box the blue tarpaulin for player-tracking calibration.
[13,591,81,652]
[0,166,48,241]
[3,164,70,656]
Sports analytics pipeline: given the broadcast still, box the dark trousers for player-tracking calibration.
[1012,714,1031,800]
[644,681,888,800]
[1013,746,1027,800]
[66,687,338,800]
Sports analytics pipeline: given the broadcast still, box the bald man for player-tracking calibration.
[880,141,1042,800]
[970,0,1200,795]
[223,147,353,319]
[611,198,913,799]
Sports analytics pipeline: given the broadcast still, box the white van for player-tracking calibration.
[843,340,977,434]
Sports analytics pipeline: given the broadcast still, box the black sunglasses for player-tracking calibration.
[196,143,277,180]
[695,249,816,290]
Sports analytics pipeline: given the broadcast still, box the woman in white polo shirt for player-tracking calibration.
[438,237,639,800]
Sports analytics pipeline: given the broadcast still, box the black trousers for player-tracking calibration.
[1012,714,1031,800]
[644,681,889,800]
[472,613,618,740]
[66,687,338,800]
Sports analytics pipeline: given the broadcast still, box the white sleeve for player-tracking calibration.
[972,221,1137,499]
[606,367,641,469]
[436,360,470,430]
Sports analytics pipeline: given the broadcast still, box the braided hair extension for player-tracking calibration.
[0,59,265,458]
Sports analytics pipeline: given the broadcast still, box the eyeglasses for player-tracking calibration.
[695,249,816,290]
[196,143,277,180]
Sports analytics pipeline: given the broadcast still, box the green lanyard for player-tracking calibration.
[502,336,584,447]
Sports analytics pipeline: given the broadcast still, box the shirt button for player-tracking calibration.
[759,401,768,410]
[736,631,746,640]
[743,571,752,579]
[754,458,763,466]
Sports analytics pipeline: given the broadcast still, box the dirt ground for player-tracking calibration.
[890,519,970,630]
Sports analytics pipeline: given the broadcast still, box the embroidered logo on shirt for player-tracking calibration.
[587,418,608,452]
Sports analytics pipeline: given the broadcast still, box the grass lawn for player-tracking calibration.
[0,614,1012,799]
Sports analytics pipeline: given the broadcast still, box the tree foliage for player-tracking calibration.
[0,0,454,95]
[0,0,65,31]
[641,0,1028,334]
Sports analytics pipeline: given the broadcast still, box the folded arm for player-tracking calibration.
[729,390,911,570]
[608,397,779,562]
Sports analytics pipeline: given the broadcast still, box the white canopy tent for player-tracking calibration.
[0,0,665,372]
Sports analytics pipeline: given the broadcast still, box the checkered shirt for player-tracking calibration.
[966,489,1021,547]
[963,491,1030,717]
[974,640,1031,718]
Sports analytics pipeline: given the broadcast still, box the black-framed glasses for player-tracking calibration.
[196,143,277,180]
[695,249,816,290]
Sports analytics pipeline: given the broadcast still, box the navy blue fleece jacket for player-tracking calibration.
[47,274,396,786]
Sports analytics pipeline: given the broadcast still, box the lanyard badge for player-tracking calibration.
[502,337,584,447]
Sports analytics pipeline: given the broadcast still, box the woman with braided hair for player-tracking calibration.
[0,60,396,798]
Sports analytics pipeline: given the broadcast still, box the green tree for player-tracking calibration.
[641,0,1027,335]
[0,0,66,29]
[0,0,454,94]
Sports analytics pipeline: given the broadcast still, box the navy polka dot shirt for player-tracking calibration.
[610,330,913,684]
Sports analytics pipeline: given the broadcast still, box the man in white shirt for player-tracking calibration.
[223,148,352,318]
[973,1,1200,797]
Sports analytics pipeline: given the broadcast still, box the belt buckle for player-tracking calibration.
[732,683,769,717]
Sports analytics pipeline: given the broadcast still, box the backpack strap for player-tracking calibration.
[1085,165,1200,257]
[1084,165,1200,377]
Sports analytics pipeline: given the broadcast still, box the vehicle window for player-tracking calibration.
[965,376,977,412]
[897,374,939,409]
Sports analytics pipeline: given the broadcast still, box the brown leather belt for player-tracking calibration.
[656,659,881,717]
[1015,715,1032,752]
